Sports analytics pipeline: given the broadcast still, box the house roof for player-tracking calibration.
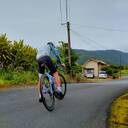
[82,59,107,67]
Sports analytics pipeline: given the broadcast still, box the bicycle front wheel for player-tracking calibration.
[40,74,55,111]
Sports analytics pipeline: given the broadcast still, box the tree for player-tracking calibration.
[0,33,37,71]
[102,65,119,77]
[11,40,37,70]
[0,34,12,68]
[58,41,81,75]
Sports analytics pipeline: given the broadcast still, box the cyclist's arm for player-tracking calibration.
[56,54,62,65]
[51,47,62,65]
[55,55,66,69]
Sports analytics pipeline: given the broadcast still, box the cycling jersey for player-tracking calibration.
[36,43,61,65]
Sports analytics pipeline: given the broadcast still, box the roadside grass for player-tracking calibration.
[108,91,128,128]
[0,69,122,89]
[0,71,88,88]
[0,70,38,88]
[64,74,112,83]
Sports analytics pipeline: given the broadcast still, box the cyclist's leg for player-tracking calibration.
[37,57,45,102]
[52,72,61,92]
[44,56,62,93]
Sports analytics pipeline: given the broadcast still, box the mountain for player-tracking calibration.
[74,49,128,65]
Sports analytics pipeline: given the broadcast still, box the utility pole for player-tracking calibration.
[66,0,71,66]
[67,21,71,66]
[60,0,71,66]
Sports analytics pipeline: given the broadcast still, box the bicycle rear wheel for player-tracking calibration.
[54,73,67,100]
[40,74,55,111]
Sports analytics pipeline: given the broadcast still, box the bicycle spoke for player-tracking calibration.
[40,74,55,111]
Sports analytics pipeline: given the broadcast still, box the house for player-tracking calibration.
[82,59,108,78]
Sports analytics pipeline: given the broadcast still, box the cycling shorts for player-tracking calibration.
[37,55,57,75]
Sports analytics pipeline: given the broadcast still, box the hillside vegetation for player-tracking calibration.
[74,49,128,65]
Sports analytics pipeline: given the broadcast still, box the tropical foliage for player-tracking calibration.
[0,34,82,85]
[58,41,82,76]
[0,34,37,71]
[0,34,12,68]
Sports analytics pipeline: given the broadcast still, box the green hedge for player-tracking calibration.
[0,69,38,86]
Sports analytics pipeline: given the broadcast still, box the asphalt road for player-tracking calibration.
[0,79,128,128]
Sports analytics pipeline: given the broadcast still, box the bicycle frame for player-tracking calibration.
[46,73,55,94]
[39,63,66,111]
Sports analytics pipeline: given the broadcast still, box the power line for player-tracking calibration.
[71,28,109,50]
[59,0,72,66]
[66,0,68,21]
[68,0,71,22]
[59,0,70,25]
[71,23,128,33]
[71,29,103,49]
[59,0,63,25]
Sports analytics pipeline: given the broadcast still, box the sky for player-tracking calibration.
[0,0,128,52]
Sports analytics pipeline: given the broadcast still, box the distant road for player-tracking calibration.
[0,80,128,128]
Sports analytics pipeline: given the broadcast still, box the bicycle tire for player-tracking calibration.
[54,73,67,100]
[40,74,55,111]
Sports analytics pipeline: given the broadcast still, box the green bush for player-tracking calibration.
[0,70,38,86]
[75,73,81,83]
[102,65,119,77]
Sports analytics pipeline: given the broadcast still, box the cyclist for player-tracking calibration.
[36,42,65,102]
